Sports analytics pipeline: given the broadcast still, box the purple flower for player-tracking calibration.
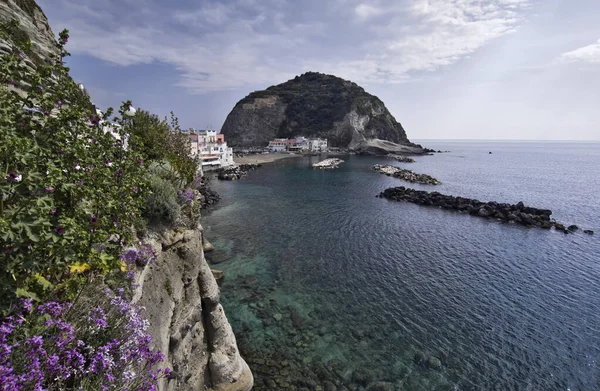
[77,180,83,186]
[7,171,21,182]
[55,225,65,235]
[132,187,139,194]
[50,207,56,215]
[45,187,54,193]
[105,161,112,167]
[136,157,143,164]
[56,100,62,107]
[16,52,22,58]
[90,216,97,224]
[7,79,13,85]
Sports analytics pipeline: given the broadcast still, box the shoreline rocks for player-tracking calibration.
[379,187,592,234]
[386,154,415,163]
[217,164,261,180]
[313,158,344,169]
[373,164,441,185]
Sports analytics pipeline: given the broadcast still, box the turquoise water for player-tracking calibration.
[203,141,600,390]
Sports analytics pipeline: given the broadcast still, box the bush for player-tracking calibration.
[128,110,200,188]
[144,172,181,226]
[0,23,147,309]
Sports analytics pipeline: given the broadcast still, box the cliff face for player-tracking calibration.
[221,72,424,155]
[0,0,60,66]
[134,227,253,391]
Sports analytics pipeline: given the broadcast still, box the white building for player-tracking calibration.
[186,130,234,169]
[308,138,328,152]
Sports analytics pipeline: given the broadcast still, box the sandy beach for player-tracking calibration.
[233,153,303,165]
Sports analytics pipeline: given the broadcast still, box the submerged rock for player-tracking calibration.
[413,351,426,365]
[366,381,395,391]
[426,356,442,370]
[351,368,373,385]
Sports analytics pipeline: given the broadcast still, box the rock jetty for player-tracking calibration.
[217,164,261,180]
[373,164,440,185]
[379,187,593,234]
[313,158,344,169]
[386,154,415,163]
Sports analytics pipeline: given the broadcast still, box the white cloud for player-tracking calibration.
[41,0,532,92]
[561,39,600,64]
[354,3,385,20]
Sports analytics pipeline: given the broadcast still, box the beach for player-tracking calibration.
[233,153,302,165]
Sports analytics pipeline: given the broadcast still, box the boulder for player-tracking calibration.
[584,230,594,235]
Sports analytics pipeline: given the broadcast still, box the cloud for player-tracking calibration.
[561,39,600,64]
[39,0,532,93]
[354,3,385,20]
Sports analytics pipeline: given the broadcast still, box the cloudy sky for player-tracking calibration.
[38,0,599,140]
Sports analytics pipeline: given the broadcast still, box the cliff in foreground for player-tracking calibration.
[221,72,424,155]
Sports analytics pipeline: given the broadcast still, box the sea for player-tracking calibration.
[202,141,600,391]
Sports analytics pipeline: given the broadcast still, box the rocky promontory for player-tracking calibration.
[379,187,593,234]
[221,72,425,155]
[373,164,441,185]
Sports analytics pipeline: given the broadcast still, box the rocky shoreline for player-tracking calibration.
[217,164,262,180]
[379,186,594,234]
[373,164,441,185]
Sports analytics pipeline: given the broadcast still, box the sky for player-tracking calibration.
[37,0,600,140]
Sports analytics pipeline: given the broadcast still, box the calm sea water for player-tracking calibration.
[203,141,600,391]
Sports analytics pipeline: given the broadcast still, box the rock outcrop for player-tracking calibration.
[217,164,261,181]
[0,0,60,67]
[221,72,424,155]
[373,164,441,185]
[134,227,253,391]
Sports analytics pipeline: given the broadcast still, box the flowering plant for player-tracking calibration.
[0,21,148,309]
[0,289,169,390]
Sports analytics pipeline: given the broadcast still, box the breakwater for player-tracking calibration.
[379,186,593,234]
[386,154,415,163]
[373,164,441,185]
[313,158,344,169]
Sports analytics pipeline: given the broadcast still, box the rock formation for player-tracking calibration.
[373,164,441,185]
[221,72,424,155]
[217,164,261,180]
[0,0,60,67]
[134,227,253,391]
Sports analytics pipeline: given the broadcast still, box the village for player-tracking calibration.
[181,128,330,170]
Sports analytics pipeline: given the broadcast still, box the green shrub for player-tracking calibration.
[144,172,181,225]
[0,23,147,310]
[128,110,200,188]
